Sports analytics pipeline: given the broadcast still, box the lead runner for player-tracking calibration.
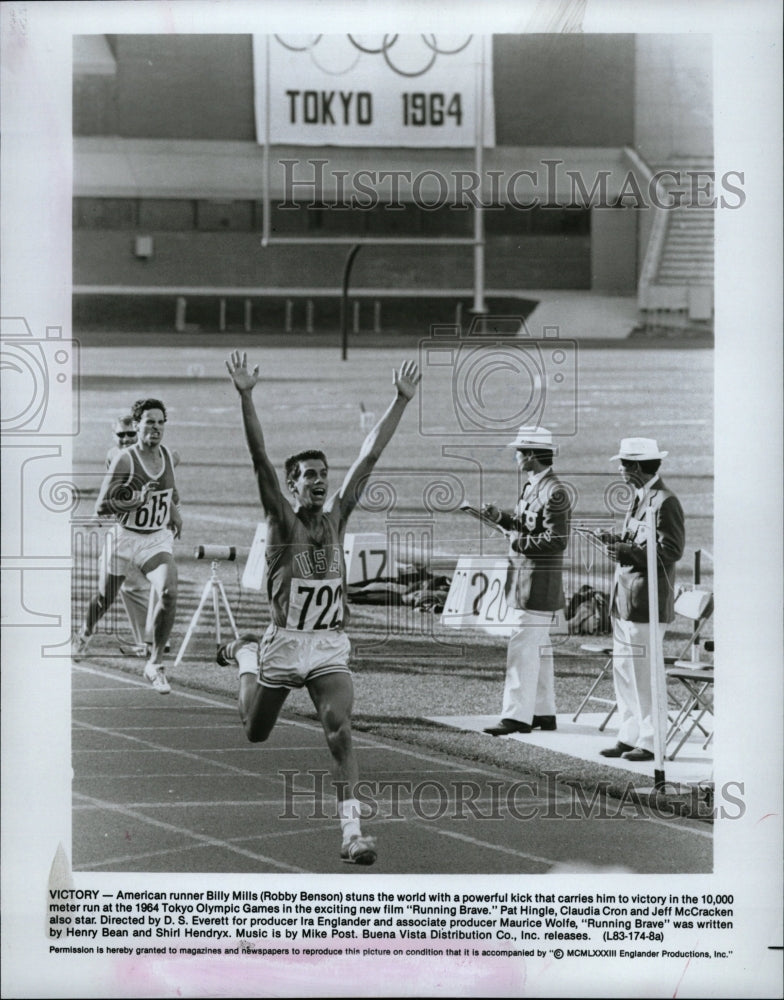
[220,350,420,866]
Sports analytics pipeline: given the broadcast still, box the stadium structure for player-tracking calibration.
[73,33,715,338]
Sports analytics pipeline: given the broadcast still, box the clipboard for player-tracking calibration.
[574,526,616,552]
[459,504,511,537]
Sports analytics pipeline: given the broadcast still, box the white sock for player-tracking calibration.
[236,642,259,677]
[338,798,362,843]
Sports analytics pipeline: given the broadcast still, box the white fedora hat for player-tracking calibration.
[610,437,668,461]
[507,425,557,453]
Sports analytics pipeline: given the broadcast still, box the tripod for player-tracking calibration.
[174,560,239,667]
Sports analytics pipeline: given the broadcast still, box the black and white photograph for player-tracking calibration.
[1,1,781,997]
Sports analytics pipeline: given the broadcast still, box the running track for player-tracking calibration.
[72,664,712,875]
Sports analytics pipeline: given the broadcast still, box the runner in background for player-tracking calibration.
[104,412,180,658]
[73,399,182,694]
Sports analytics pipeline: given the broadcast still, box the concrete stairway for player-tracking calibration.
[636,157,714,334]
[657,206,714,286]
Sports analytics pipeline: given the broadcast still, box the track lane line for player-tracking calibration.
[73,664,712,840]
[76,819,350,872]
[73,719,287,780]
[73,792,308,873]
[397,817,554,868]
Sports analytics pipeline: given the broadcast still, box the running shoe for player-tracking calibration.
[215,634,255,666]
[341,834,377,866]
[144,661,171,695]
[215,640,236,667]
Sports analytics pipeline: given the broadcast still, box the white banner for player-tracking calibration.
[442,555,523,636]
[253,34,495,147]
[242,527,391,591]
[343,532,390,585]
[241,522,268,591]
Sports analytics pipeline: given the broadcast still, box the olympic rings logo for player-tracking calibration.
[273,34,474,78]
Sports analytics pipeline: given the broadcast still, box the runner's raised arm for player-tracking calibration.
[225,350,288,522]
[337,359,420,520]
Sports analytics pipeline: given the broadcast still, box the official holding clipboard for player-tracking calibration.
[597,438,685,762]
[479,427,572,737]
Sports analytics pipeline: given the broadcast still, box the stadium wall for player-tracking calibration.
[634,34,712,165]
[72,34,711,319]
[75,35,636,144]
[73,231,591,291]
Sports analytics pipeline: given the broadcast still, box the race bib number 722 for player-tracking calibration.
[287,578,344,631]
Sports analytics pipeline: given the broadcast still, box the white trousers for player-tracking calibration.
[611,618,667,752]
[501,609,557,724]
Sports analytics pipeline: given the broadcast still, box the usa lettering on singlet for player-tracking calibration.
[266,507,347,631]
[119,446,176,533]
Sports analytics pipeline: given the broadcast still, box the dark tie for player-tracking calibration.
[624,494,639,537]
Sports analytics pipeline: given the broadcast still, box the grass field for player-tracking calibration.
[72,338,713,794]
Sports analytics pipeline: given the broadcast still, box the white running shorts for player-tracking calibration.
[257,624,351,689]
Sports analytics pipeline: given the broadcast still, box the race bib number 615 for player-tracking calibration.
[130,488,172,531]
[287,578,344,631]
